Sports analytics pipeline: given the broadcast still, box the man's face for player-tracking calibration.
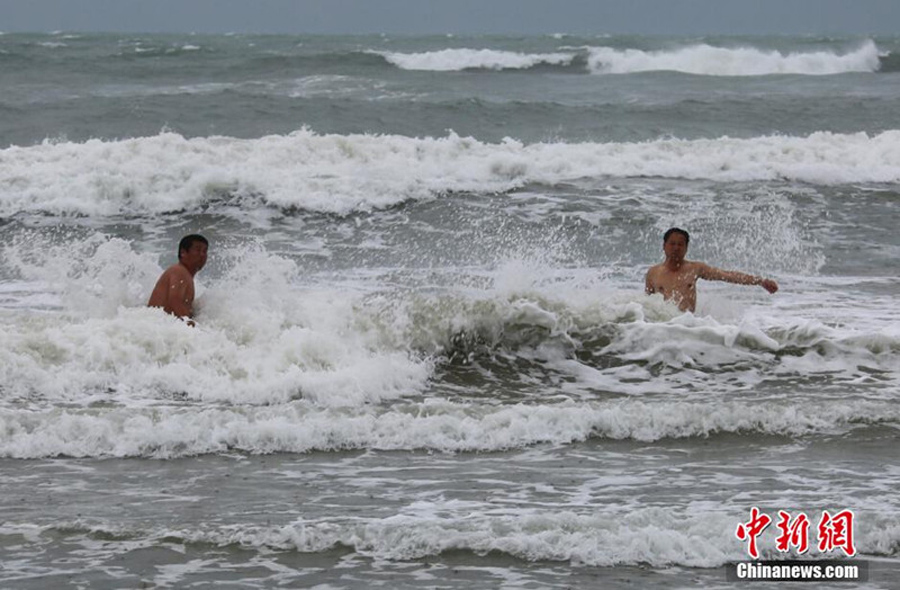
[181,242,208,272]
[663,233,688,262]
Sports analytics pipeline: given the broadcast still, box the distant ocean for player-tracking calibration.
[1,32,899,589]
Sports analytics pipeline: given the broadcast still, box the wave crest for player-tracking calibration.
[587,40,882,76]
[1,398,897,459]
[2,129,899,217]
[373,48,576,71]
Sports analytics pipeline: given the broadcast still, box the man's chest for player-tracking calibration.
[656,268,698,290]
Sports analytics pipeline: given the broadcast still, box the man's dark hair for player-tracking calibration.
[663,227,690,245]
[178,234,208,258]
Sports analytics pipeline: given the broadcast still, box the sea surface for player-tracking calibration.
[1,32,899,589]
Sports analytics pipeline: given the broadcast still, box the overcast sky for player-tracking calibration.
[2,0,899,36]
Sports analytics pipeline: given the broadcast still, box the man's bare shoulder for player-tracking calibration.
[646,262,665,277]
[680,260,708,274]
[649,260,705,276]
[162,263,192,281]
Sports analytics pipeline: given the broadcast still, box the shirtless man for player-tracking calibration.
[148,234,208,321]
[645,228,778,312]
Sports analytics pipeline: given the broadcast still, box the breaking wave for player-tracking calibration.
[586,40,883,76]
[2,129,899,217]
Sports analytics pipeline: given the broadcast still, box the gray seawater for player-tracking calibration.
[1,32,899,588]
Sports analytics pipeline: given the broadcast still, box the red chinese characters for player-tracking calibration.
[818,510,856,557]
[736,508,856,558]
[736,506,772,559]
[775,510,810,553]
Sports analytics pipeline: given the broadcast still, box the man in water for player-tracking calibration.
[148,234,208,322]
[645,227,778,312]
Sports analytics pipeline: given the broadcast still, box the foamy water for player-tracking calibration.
[376,48,575,71]
[586,40,883,75]
[376,40,883,75]
[2,130,899,217]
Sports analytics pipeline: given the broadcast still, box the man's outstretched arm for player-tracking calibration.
[698,264,779,294]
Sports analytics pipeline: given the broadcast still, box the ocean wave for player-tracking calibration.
[1,398,896,459]
[1,235,896,413]
[586,40,882,76]
[5,294,895,413]
[0,304,434,410]
[208,509,900,565]
[7,509,898,567]
[121,43,206,57]
[2,129,899,217]
[382,292,895,367]
[371,48,577,71]
[276,41,884,76]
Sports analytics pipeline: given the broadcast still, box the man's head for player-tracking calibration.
[178,234,209,274]
[663,227,689,245]
[663,227,689,262]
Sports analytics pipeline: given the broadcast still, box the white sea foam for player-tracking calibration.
[1,233,896,417]
[202,508,745,566]
[0,236,437,408]
[2,260,897,459]
[20,508,898,567]
[586,40,882,76]
[280,509,899,564]
[1,396,896,459]
[1,130,899,217]
[2,226,898,460]
[605,312,900,368]
[1,233,162,315]
[374,48,575,71]
[285,75,402,100]
[0,290,433,410]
